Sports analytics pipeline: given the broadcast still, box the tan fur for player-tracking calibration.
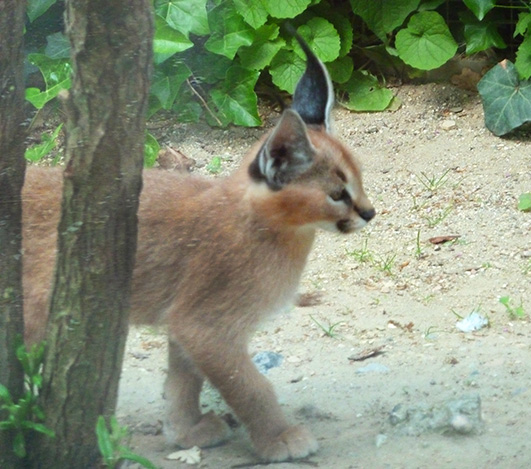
[22,120,374,460]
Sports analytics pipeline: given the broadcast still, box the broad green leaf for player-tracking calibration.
[154,0,209,37]
[515,35,531,80]
[185,50,232,84]
[261,0,311,19]
[350,0,420,42]
[327,56,354,84]
[518,193,531,212]
[96,416,114,462]
[205,3,255,59]
[154,16,194,64]
[477,60,531,136]
[463,0,495,21]
[209,65,261,127]
[233,0,269,29]
[27,0,57,22]
[461,11,506,54]
[297,17,341,63]
[144,132,160,168]
[172,91,203,123]
[514,12,531,37]
[339,70,394,111]
[418,0,446,11]
[269,48,306,94]
[311,3,354,58]
[45,32,70,59]
[151,62,191,109]
[395,11,457,70]
[26,54,72,109]
[239,25,284,70]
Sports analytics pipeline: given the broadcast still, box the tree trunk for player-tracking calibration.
[31,1,153,467]
[0,1,28,468]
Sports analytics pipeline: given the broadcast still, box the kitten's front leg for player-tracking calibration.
[192,340,318,462]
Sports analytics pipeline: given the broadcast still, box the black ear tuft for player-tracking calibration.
[286,24,334,131]
[248,110,314,190]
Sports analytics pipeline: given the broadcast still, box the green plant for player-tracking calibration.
[206,156,223,174]
[374,252,397,275]
[415,168,451,193]
[24,0,531,140]
[0,338,54,458]
[346,237,373,263]
[309,315,343,338]
[422,204,453,228]
[499,295,526,319]
[24,123,63,163]
[518,192,531,212]
[96,415,157,469]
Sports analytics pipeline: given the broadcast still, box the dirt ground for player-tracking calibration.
[117,83,531,469]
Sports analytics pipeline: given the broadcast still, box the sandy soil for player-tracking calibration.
[117,83,531,469]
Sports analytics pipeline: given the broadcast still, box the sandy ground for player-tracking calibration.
[117,83,531,469]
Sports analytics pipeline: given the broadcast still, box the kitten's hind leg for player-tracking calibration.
[163,339,231,448]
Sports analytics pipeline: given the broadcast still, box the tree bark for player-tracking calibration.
[0,1,28,468]
[31,1,153,467]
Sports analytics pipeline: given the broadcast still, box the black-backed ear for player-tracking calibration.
[289,26,334,132]
[248,109,315,190]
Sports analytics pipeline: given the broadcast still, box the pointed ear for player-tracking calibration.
[290,27,334,131]
[249,109,315,190]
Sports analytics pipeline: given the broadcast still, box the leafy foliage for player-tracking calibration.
[0,337,54,458]
[22,0,531,145]
[96,415,157,468]
[477,60,531,136]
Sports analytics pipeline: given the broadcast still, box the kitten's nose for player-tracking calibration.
[359,207,376,222]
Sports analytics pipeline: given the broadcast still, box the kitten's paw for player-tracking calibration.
[165,411,231,448]
[256,425,318,462]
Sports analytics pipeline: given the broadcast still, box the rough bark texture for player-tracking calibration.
[31,1,153,467]
[0,1,27,467]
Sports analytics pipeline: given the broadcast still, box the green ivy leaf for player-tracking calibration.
[205,3,255,60]
[154,16,194,64]
[45,32,70,59]
[297,17,341,63]
[350,0,421,42]
[514,12,531,37]
[25,54,72,109]
[27,0,57,22]
[154,0,209,37]
[339,71,394,111]
[172,91,203,123]
[269,48,306,94]
[239,25,285,70]
[515,35,531,80]
[327,56,354,84]
[233,0,269,29]
[463,0,496,21]
[395,11,457,70]
[261,0,312,19]
[461,11,506,55]
[477,60,531,136]
[151,62,191,109]
[518,193,531,212]
[209,65,261,127]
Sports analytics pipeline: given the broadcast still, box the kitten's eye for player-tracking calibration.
[330,189,351,203]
